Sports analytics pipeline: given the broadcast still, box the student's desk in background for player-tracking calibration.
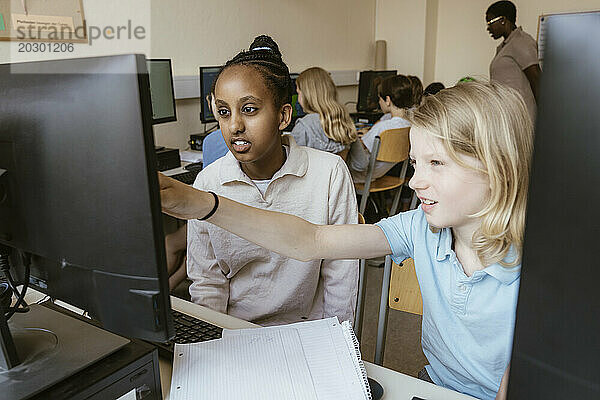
[163,296,477,400]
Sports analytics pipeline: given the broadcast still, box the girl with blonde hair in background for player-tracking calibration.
[159,80,533,400]
[291,67,357,159]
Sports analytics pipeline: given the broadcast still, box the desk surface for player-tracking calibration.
[164,296,477,400]
[22,290,475,399]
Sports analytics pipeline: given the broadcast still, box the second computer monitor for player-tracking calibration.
[199,66,221,123]
[289,73,306,119]
[357,70,397,112]
[147,58,177,124]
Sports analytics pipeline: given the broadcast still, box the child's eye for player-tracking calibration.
[430,159,443,166]
[242,105,258,113]
[217,108,230,117]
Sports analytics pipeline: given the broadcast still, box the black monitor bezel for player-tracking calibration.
[147,58,177,125]
[356,70,397,112]
[199,65,221,124]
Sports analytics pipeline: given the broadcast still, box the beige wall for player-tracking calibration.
[1,0,376,150]
[375,0,427,77]
[149,0,377,149]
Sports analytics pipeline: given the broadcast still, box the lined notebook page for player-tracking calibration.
[223,317,370,400]
[170,329,317,400]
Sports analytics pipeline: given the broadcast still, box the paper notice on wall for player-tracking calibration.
[11,13,74,32]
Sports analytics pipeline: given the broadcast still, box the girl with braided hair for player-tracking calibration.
[185,35,359,326]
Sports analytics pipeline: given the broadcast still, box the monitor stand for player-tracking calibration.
[1,303,130,399]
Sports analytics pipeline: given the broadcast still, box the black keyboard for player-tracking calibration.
[153,310,223,358]
[170,170,200,185]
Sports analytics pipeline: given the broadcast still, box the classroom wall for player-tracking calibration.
[433,0,600,87]
[0,0,377,150]
[148,0,377,149]
[375,0,427,77]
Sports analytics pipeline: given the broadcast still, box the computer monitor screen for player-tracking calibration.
[289,73,306,119]
[357,70,397,112]
[147,58,177,124]
[508,12,600,399]
[199,66,221,123]
[0,55,173,343]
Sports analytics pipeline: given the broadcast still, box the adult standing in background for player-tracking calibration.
[486,1,541,122]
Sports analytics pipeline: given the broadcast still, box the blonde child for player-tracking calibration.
[160,80,532,399]
[185,35,359,326]
[291,67,357,159]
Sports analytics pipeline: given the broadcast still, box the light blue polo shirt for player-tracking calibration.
[376,209,520,400]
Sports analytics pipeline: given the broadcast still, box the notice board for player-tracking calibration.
[537,10,599,67]
[0,0,86,42]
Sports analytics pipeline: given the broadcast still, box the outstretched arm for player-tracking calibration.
[159,173,392,261]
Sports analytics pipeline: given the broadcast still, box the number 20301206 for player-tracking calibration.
[18,42,74,53]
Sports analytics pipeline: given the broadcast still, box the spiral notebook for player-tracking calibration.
[169,317,371,400]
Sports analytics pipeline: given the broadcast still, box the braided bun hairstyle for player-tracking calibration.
[215,35,293,108]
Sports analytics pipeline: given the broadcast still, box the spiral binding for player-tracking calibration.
[341,320,372,400]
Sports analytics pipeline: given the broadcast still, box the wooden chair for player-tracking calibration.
[355,127,410,218]
[374,256,423,365]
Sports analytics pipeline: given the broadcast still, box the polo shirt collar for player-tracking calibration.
[436,228,521,285]
[436,227,453,261]
[501,26,523,47]
[218,134,308,185]
[482,246,521,285]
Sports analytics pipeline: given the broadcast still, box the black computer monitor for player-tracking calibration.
[356,70,397,112]
[0,54,173,362]
[508,12,600,399]
[147,58,177,124]
[289,73,306,120]
[199,66,221,123]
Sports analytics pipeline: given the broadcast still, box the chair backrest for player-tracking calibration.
[375,127,410,163]
[389,258,422,315]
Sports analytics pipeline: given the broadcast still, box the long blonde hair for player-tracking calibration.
[296,67,357,145]
[410,80,533,267]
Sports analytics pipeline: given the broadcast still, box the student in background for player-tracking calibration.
[347,74,413,183]
[159,80,533,400]
[486,0,540,121]
[423,82,445,97]
[202,92,229,167]
[186,35,359,326]
[291,67,357,160]
[408,75,424,107]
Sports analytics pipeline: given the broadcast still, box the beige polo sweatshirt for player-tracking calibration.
[187,135,359,326]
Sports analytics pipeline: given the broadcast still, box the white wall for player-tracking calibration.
[1,0,376,150]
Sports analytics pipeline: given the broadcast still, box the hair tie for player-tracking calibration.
[252,46,272,51]
[198,191,219,221]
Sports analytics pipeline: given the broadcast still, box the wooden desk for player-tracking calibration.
[163,296,477,400]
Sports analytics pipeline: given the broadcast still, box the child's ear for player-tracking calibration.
[278,104,293,131]
[385,96,392,107]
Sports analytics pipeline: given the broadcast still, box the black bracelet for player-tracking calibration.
[198,191,219,221]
